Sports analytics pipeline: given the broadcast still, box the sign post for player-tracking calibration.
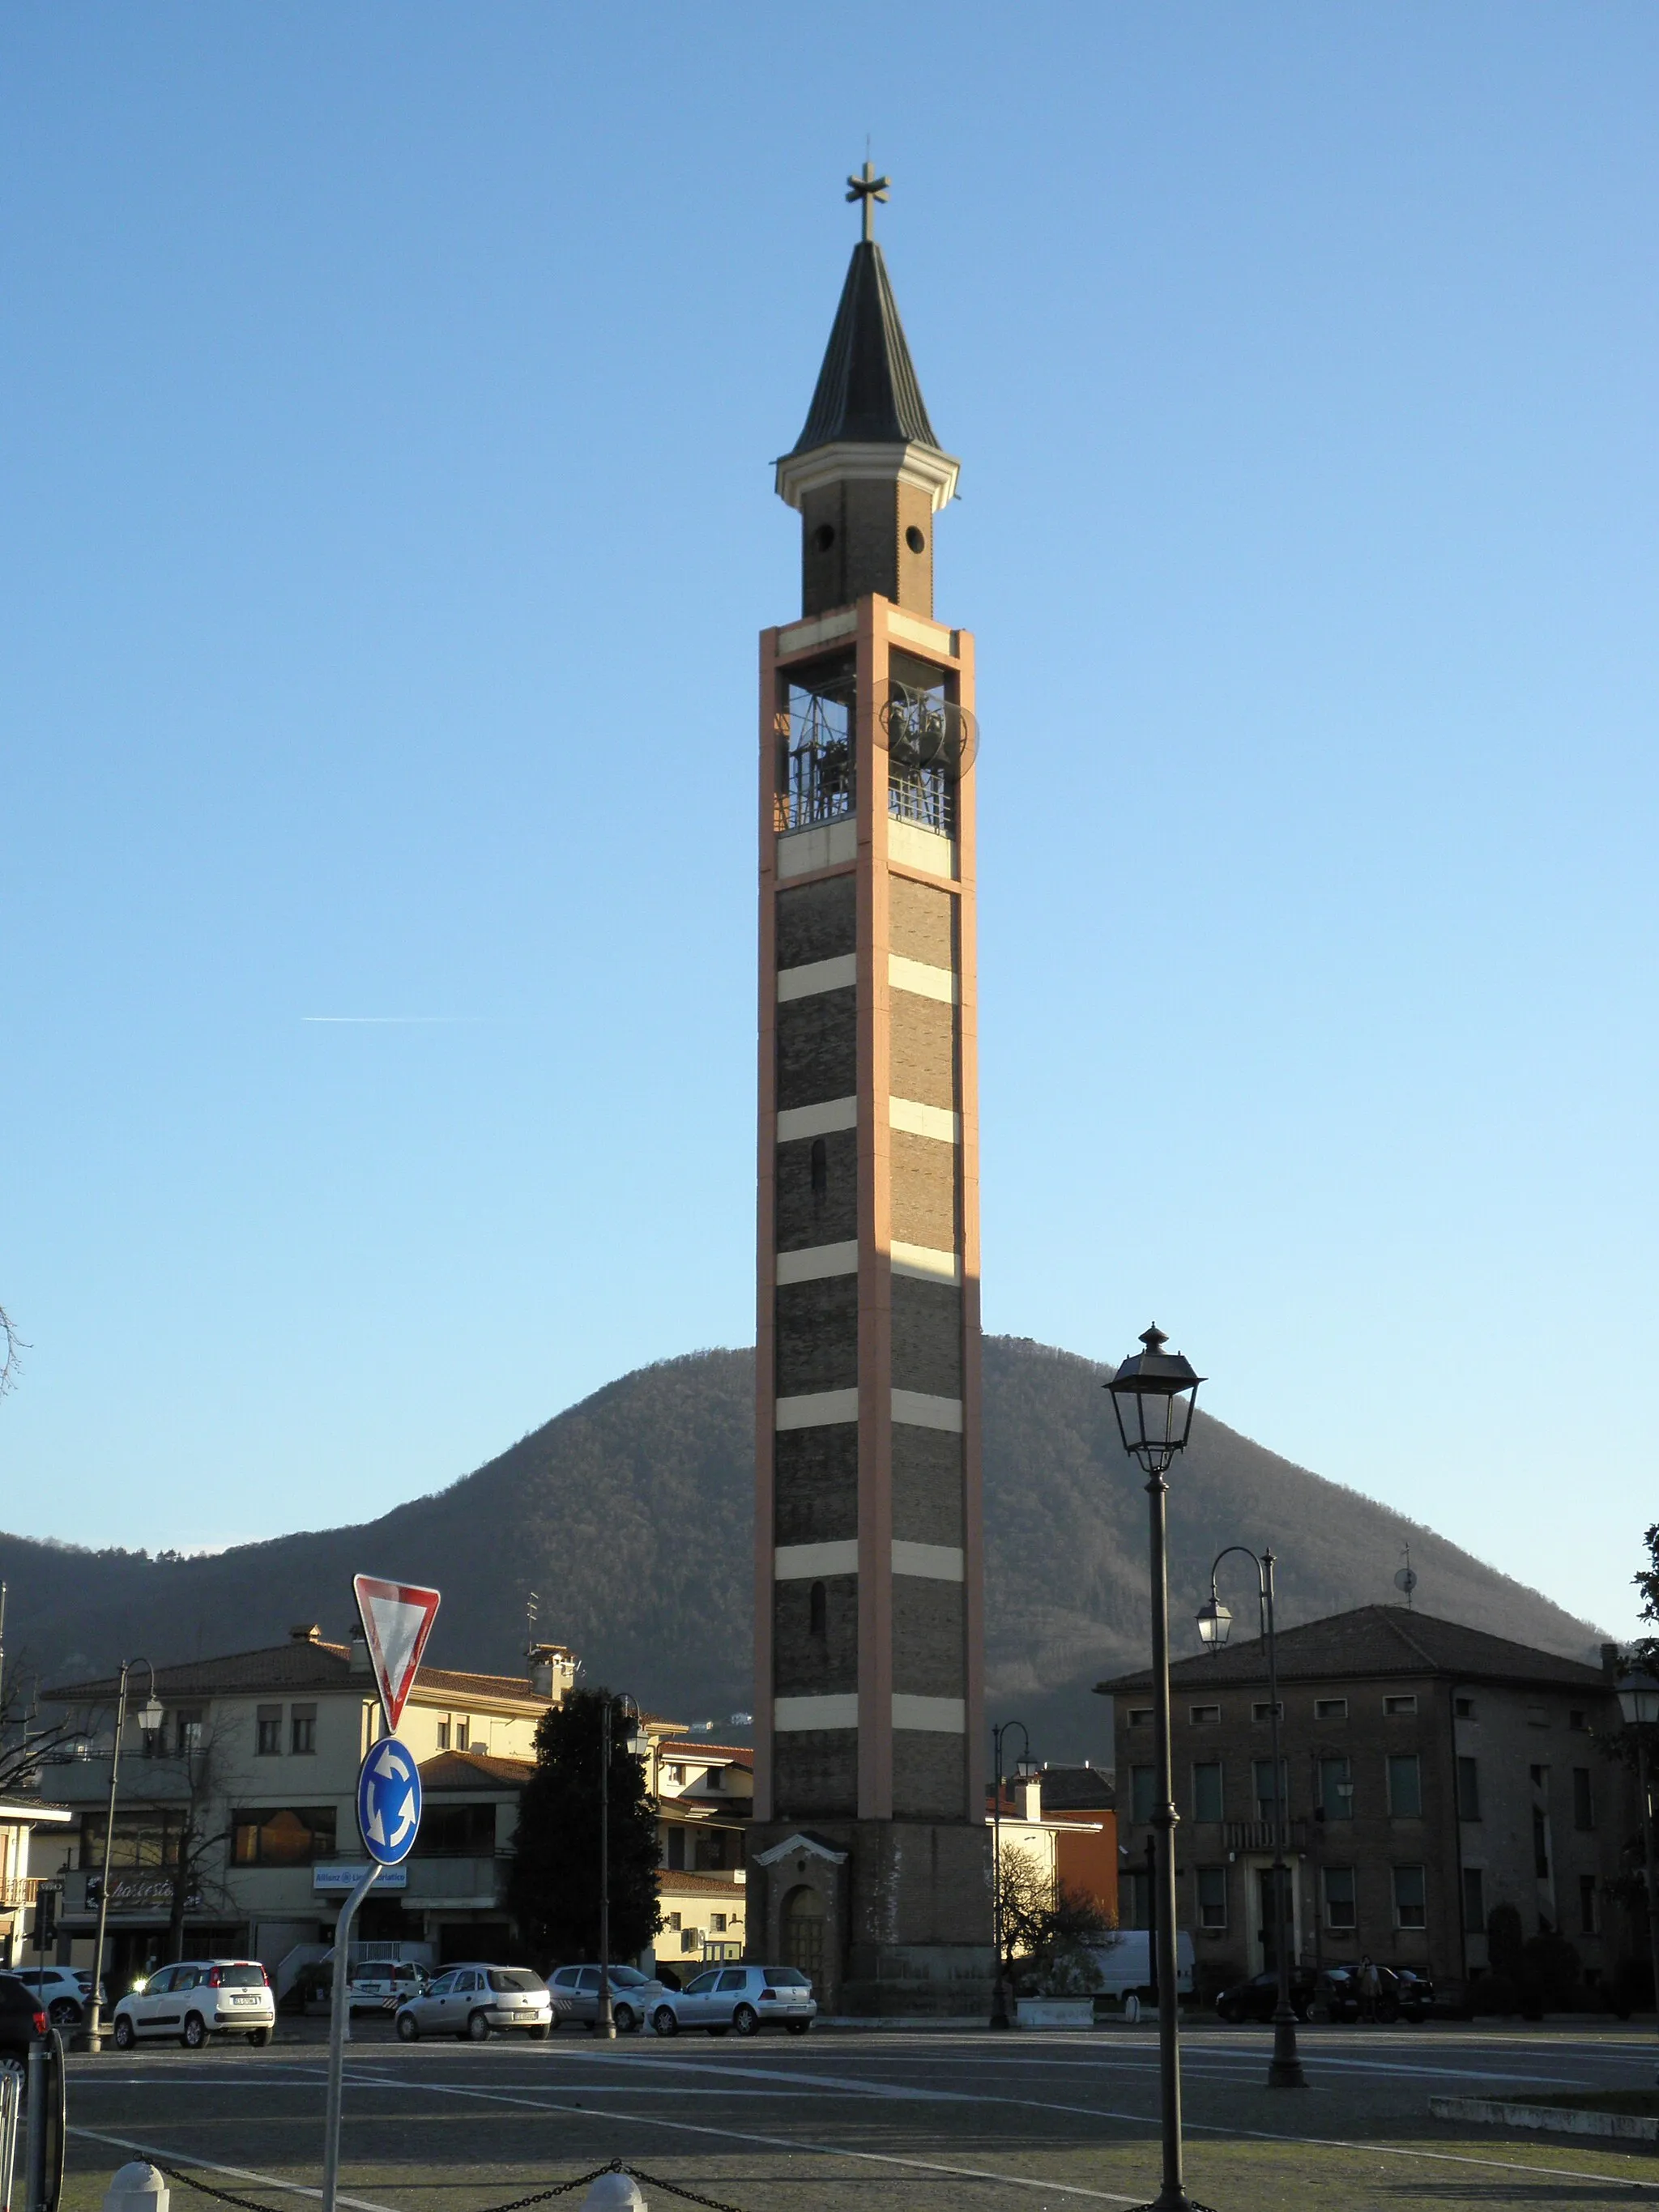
[320,1575,440,2212]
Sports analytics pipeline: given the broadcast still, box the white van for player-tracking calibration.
[1086,1932,1196,2001]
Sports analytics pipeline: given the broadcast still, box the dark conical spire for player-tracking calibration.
[790,241,942,456]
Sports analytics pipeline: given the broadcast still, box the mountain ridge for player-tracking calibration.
[2,1336,1601,1762]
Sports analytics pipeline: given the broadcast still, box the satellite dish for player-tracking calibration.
[1394,1567,1418,1596]
[881,684,979,777]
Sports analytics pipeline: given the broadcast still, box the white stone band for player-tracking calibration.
[774,1694,859,1731]
[776,1097,856,1141]
[778,954,857,1001]
[776,1242,859,1284]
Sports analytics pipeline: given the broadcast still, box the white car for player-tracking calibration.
[548,1964,662,2034]
[8,1967,104,2030]
[112,1959,275,2049]
[650,1964,815,2038]
[394,1963,552,2041]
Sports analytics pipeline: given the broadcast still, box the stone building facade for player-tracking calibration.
[1099,1605,1634,2001]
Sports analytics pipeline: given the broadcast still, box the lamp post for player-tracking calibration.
[1196,1547,1306,2090]
[598,1692,650,2039]
[75,1658,163,2052]
[1617,1668,1659,2048]
[988,1719,1030,2028]
[1108,1326,1209,2212]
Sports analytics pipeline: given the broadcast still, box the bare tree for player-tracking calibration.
[996,1841,1115,1996]
[0,1665,94,1798]
[0,1304,24,1400]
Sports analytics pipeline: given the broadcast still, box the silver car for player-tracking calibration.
[394,1963,551,2041]
[650,1964,815,2037]
[548,1963,662,2034]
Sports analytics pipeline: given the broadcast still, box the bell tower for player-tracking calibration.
[748,168,993,2016]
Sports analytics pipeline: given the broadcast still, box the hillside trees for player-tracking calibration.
[506,1689,660,1967]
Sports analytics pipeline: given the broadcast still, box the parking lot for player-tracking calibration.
[59,2018,1659,2212]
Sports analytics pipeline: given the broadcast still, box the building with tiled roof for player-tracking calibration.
[1097,1605,1634,2005]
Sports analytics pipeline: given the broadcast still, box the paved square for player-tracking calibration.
[60,2019,1659,2212]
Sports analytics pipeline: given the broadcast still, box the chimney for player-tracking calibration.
[1019,1772,1043,1823]
[349,1623,373,1675]
[1601,1642,1623,1680]
[288,1624,321,1643]
[528,1643,578,1704]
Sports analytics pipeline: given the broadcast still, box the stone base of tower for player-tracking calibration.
[748,1818,995,2018]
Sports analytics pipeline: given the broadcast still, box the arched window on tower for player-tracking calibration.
[810,1137,828,1211]
[808,1581,827,1640]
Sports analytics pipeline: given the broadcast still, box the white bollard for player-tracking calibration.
[105,2163,169,2212]
[581,2174,645,2212]
[1124,1993,1141,2026]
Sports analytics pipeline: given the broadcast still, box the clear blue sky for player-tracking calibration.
[3,5,1654,1641]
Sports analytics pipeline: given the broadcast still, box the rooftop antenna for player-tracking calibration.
[1394,1545,1418,1609]
[525,1590,539,1652]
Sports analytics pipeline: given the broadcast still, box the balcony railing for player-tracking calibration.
[1224,1821,1309,1853]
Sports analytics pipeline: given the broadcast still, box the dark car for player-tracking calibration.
[1213,1969,1317,2024]
[0,1975,51,2065]
[1316,1965,1433,2022]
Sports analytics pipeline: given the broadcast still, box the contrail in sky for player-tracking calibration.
[301,1016,488,1025]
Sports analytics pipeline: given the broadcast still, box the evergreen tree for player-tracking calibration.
[506,1688,661,1967]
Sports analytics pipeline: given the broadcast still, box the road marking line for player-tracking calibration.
[70,2128,403,2212]
[339,2066,1147,2205]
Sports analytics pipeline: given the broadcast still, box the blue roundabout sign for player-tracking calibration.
[357,1735,421,1866]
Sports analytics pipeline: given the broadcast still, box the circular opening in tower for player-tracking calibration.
[812,523,836,552]
[905,525,926,554]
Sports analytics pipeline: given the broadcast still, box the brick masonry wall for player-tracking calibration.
[774,1729,857,1818]
[775,1129,857,1248]
[777,990,856,1110]
[892,1733,967,1821]
[890,1276,962,1397]
[889,995,957,1112]
[775,1277,859,1395]
[777,876,856,969]
[773,1428,858,1545]
[889,1129,957,1248]
[891,1428,963,1547]
[774,1574,858,1697]
[889,876,956,967]
[798,481,936,618]
[893,1578,965,1698]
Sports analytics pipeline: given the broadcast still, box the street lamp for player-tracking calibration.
[1199,1547,1306,2090]
[1108,1326,1213,2212]
[988,1720,1030,2029]
[75,1658,163,2052]
[1617,1667,1659,2050]
[598,1692,650,2040]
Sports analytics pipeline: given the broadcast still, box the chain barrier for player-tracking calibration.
[155,2158,746,2212]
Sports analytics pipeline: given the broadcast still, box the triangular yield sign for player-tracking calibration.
[352,1574,441,1732]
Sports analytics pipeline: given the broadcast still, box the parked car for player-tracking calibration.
[1316,1965,1433,2024]
[350,1959,431,2012]
[394,1964,552,2042]
[0,1975,51,2065]
[6,1967,104,2030]
[111,1960,275,2050]
[548,1964,662,2034]
[650,1964,815,2038]
[1213,1969,1318,2025]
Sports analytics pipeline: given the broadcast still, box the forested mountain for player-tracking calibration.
[1,1336,1601,1762]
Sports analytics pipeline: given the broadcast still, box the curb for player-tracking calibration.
[1430,2094,1659,2144]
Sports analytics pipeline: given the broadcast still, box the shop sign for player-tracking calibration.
[85,1873,203,1912]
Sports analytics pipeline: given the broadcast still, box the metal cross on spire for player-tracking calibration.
[846,159,890,244]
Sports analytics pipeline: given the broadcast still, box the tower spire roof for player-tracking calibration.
[787,237,943,458]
